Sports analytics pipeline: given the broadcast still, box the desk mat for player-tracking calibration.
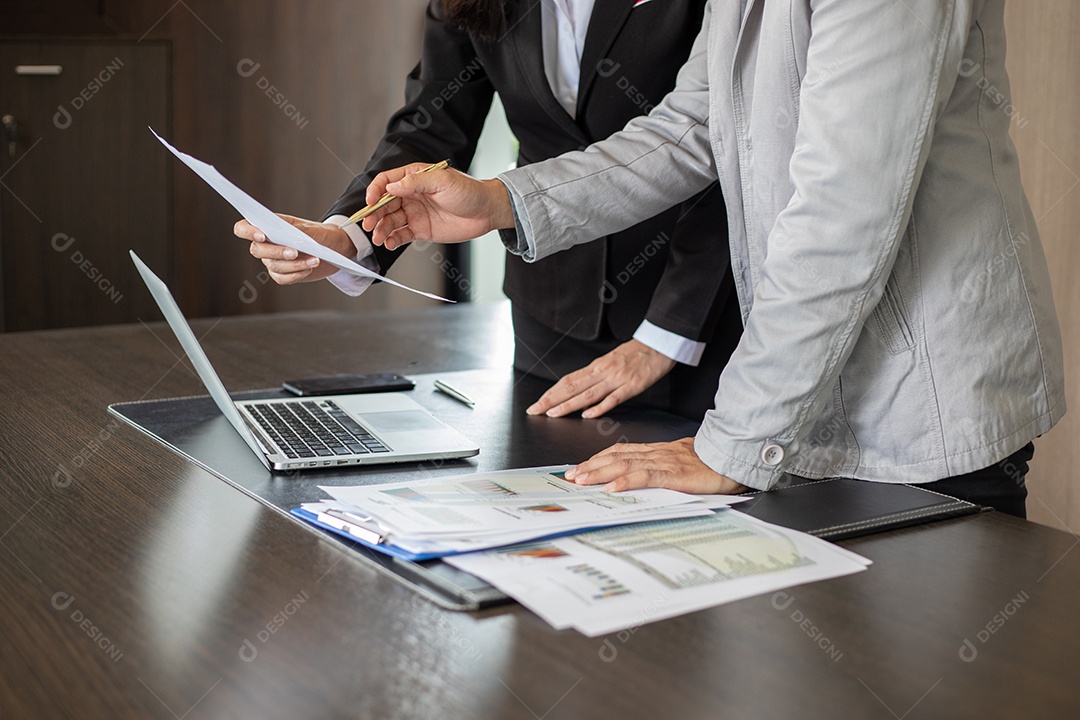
[108,370,702,611]
[109,369,980,610]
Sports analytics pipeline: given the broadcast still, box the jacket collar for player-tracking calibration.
[506,0,590,143]
[576,0,636,118]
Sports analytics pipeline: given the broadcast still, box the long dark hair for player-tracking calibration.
[441,0,509,41]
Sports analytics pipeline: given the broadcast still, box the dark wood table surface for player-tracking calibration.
[1,303,1077,719]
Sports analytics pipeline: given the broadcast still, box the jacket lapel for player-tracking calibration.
[576,0,636,118]
[506,0,590,143]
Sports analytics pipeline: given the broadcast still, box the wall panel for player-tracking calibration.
[1004,2,1080,531]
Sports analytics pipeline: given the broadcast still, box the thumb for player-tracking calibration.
[387,168,448,198]
[275,213,304,227]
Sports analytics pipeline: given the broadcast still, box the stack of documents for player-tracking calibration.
[447,510,872,636]
[294,466,746,560]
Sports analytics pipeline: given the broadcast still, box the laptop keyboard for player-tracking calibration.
[246,400,391,459]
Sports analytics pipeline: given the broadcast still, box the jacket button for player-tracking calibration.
[761,444,785,466]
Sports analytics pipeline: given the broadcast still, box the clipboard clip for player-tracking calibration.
[317,508,388,545]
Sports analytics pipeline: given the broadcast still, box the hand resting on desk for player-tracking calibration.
[527,339,676,419]
[565,438,746,495]
[233,214,351,284]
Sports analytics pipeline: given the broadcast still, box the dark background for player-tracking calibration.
[0,0,438,332]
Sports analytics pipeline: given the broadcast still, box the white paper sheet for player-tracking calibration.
[300,499,714,555]
[150,128,451,303]
[314,466,748,554]
[447,510,871,636]
[321,466,730,536]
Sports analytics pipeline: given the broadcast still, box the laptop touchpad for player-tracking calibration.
[360,410,445,434]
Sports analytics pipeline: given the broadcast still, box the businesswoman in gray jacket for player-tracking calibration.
[359,0,1064,517]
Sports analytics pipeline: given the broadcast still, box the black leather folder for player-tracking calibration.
[733,477,981,540]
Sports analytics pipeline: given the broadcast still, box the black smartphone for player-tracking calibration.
[282,373,415,397]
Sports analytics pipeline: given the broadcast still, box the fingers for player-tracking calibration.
[544,382,624,419]
[562,438,741,494]
[366,170,450,237]
[579,391,630,420]
[246,230,317,283]
[365,203,406,244]
[384,167,444,198]
[259,255,320,279]
[563,443,647,482]
[369,208,416,250]
[249,240,299,261]
[234,218,268,244]
[267,266,316,285]
[235,213,306,243]
[365,163,429,206]
[527,367,605,417]
[525,341,676,420]
[570,450,652,488]
[382,226,418,251]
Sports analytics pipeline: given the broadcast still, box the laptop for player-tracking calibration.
[130,251,479,472]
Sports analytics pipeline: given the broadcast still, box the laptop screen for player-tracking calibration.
[130,250,271,470]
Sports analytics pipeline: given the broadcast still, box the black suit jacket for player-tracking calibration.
[327,0,734,346]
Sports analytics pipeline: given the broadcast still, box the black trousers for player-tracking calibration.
[918,442,1034,519]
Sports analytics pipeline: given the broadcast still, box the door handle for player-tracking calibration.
[1,115,16,158]
[15,65,63,76]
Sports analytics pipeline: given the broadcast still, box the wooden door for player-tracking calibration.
[0,40,170,331]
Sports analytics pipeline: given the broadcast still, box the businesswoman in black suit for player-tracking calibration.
[235,0,742,421]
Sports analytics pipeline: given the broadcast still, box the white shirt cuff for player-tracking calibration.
[633,320,706,366]
[323,214,379,297]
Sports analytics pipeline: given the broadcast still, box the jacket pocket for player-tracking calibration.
[869,276,915,355]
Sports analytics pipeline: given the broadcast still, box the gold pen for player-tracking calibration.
[341,159,450,228]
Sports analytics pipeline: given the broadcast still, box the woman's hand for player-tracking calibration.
[233,214,352,284]
[526,340,676,419]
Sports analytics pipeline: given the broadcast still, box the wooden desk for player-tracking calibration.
[1,304,1077,719]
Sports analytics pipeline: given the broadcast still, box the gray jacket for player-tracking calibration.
[500,0,1065,490]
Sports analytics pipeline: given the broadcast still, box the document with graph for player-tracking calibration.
[321,466,715,534]
[446,510,871,636]
[302,466,746,556]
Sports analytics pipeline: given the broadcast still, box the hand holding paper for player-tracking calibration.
[235,214,354,285]
[151,128,452,303]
